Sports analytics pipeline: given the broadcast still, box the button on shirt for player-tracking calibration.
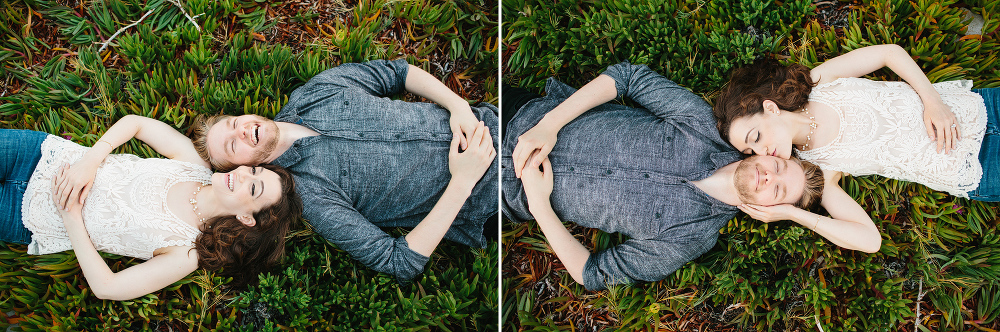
[273,59,499,282]
[501,62,741,291]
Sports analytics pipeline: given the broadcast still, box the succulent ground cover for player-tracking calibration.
[502,0,1000,331]
[0,0,498,330]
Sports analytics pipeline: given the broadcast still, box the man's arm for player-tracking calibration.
[521,158,590,284]
[403,64,481,151]
[521,158,703,290]
[306,123,494,280]
[600,62,709,120]
[405,122,495,256]
[511,74,618,178]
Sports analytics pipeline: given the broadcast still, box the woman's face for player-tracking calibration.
[727,111,795,159]
[211,166,282,220]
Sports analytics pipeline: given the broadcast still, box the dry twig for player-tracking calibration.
[98,9,154,53]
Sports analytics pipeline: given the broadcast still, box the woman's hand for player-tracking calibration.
[52,164,85,220]
[922,99,960,154]
[512,122,558,178]
[53,155,101,210]
[448,105,480,151]
[738,203,800,223]
[448,121,496,189]
[521,158,554,212]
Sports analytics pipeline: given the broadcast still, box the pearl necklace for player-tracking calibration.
[189,184,207,222]
[801,107,818,150]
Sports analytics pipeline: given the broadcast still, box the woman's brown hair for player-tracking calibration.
[193,164,302,289]
[714,58,816,143]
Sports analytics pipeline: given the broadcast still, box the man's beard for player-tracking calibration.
[733,156,761,204]
[252,121,280,162]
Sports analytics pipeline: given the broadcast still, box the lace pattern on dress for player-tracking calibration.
[796,78,987,197]
[22,136,212,259]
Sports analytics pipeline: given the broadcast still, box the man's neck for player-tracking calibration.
[265,122,320,163]
[690,161,743,206]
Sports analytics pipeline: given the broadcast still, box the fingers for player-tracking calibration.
[935,123,945,153]
[951,122,960,152]
[478,124,492,150]
[80,184,91,205]
[530,144,552,170]
[449,131,461,157]
[541,158,553,181]
[481,126,496,159]
[470,121,486,146]
[54,165,68,210]
[944,122,953,154]
[512,141,531,178]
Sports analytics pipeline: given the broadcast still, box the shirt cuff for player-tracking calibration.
[392,236,430,284]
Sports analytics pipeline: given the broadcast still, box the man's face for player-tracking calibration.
[733,155,806,206]
[205,114,280,167]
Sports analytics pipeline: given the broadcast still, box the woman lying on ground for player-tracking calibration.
[714,44,996,227]
[0,115,302,300]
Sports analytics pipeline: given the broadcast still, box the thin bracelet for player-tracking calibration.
[96,140,113,149]
[813,216,822,230]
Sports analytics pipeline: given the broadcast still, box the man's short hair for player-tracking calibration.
[793,157,825,210]
[192,114,235,171]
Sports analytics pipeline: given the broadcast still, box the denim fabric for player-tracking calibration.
[502,62,741,291]
[272,59,499,282]
[0,130,48,244]
[969,87,1000,201]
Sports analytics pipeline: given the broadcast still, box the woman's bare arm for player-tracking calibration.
[740,171,881,253]
[54,165,199,301]
[55,115,207,209]
[810,44,959,153]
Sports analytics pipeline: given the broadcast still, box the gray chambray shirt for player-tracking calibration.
[502,62,741,291]
[272,59,499,282]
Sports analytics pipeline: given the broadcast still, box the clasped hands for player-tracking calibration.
[448,119,496,188]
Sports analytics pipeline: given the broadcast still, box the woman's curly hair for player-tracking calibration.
[193,164,302,289]
[714,58,816,143]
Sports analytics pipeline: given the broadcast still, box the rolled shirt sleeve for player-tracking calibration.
[300,59,410,97]
[299,183,430,282]
[582,232,718,291]
[600,61,712,121]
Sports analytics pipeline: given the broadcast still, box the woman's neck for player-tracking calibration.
[788,109,816,148]
[192,185,226,221]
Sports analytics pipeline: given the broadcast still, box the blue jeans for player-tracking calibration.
[0,130,48,244]
[969,88,1000,201]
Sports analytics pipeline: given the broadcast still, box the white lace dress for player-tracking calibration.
[796,77,987,198]
[22,136,212,259]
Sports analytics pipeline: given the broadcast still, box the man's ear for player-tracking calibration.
[762,100,781,115]
[237,215,257,227]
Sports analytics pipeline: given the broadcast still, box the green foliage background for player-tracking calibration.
[0,0,498,330]
[502,0,1000,331]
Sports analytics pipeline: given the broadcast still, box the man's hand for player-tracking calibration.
[738,203,800,223]
[448,104,480,151]
[448,121,496,189]
[53,164,85,222]
[521,158,553,212]
[512,121,558,178]
[53,157,100,210]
